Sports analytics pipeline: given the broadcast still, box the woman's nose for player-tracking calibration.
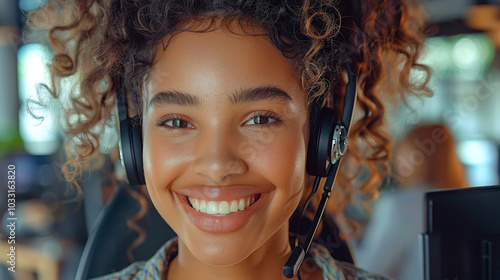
[191,130,248,183]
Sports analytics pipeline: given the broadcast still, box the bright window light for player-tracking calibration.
[457,139,499,186]
[457,140,496,165]
[19,0,47,12]
[18,43,60,155]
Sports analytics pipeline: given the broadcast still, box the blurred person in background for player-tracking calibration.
[353,124,468,280]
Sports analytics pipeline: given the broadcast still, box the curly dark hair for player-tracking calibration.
[29,0,431,258]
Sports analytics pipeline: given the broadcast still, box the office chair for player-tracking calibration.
[75,185,176,280]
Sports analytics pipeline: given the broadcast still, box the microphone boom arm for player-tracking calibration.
[283,161,341,278]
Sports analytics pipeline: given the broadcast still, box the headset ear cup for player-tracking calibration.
[119,116,145,186]
[306,107,335,177]
[306,103,320,176]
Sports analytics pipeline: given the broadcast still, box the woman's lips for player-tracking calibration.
[177,192,269,233]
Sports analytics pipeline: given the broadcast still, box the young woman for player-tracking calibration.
[29,0,431,279]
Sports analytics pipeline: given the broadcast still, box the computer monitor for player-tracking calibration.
[422,185,500,280]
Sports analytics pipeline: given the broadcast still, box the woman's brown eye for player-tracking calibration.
[245,113,281,126]
[255,116,269,124]
[162,119,194,128]
[246,116,272,125]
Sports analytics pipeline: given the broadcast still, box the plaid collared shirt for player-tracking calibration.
[91,237,392,280]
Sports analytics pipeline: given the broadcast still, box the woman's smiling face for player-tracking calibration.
[142,21,309,265]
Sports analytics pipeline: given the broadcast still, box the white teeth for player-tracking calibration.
[230,200,239,212]
[207,201,218,214]
[200,200,207,212]
[238,199,245,211]
[188,196,259,215]
[219,201,230,214]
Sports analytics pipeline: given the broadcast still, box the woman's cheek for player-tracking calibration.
[253,129,306,197]
[144,125,194,181]
[257,133,305,234]
[143,129,192,224]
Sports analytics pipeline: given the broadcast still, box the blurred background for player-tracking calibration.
[0,0,500,279]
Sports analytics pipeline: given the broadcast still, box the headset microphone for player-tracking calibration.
[283,57,357,278]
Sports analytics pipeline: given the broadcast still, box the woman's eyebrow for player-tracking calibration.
[148,86,292,109]
[229,86,292,105]
[148,90,202,109]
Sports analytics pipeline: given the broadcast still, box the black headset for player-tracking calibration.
[284,59,356,278]
[116,58,357,278]
[116,86,145,186]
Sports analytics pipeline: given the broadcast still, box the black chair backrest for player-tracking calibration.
[75,185,176,280]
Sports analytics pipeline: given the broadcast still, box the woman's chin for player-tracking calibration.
[189,241,255,266]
